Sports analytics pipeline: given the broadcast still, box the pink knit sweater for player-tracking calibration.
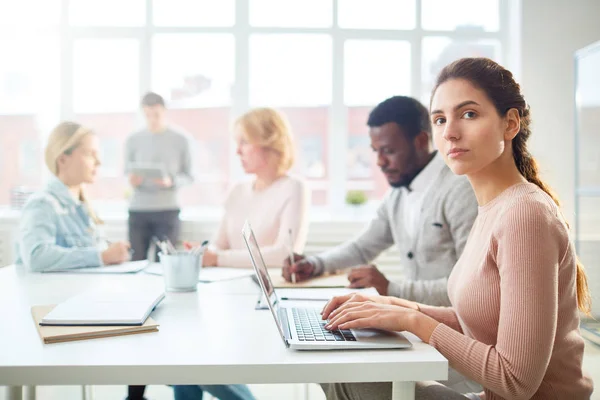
[420,182,593,399]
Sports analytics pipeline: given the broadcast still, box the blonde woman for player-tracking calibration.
[201,107,310,268]
[16,121,131,271]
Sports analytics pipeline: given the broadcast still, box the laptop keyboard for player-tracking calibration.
[292,308,356,342]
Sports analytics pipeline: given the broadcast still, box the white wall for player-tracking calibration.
[520,0,600,223]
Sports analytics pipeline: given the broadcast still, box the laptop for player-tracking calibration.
[242,221,412,350]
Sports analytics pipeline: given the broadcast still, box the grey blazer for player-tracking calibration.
[310,164,478,306]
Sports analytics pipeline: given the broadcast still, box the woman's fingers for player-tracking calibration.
[327,300,367,321]
[321,294,352,318]
[326,304,375,329]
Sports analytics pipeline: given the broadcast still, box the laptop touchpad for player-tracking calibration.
[352,328,396,338]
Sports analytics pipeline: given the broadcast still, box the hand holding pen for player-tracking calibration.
[101,241,132,265]
[282,253,316,283]
[288,229,296,284]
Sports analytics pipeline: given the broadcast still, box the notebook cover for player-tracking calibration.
[31,305,159,344]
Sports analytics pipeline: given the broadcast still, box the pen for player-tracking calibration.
[192,240,209,256]
[163,236,177,254]
[288,229,296,284]
[106,240,135,258]
[151,236,168,255]
[280,297,328,301]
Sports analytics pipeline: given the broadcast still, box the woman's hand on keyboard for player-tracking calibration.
[321,292,390,320]
[324,301,418,333]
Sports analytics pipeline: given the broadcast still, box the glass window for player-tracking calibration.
[249,34,332,106]
[421,37,501,102]
[69,0,146,27]
[166,108,232,208]
[152,34,235,207]
[153,0,235,27]
[0,35,59,205]
[285,108,329,206]
[0,36,60,115]
[249,35,331,206]
[19,139,41,179]
[152,34,235,108]
[0,0,61,28]
[250,0,332,28]
[344,40,411,106]
[98,137,120,178]
[338,0,415,30]
[346,107,388,201]
[422,0,500,32]
[73,39,140,113]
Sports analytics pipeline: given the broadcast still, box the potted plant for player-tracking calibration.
[345,190,368,216]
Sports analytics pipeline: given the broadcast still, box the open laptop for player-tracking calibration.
[242,221,412,350]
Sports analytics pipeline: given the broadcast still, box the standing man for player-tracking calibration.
[125,92,193,399]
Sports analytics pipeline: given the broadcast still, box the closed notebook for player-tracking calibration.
[40,287,165,326]
[32,305,159,344]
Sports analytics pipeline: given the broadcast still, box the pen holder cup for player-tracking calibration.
[158,252,202,292]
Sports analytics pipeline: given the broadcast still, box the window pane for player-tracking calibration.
[152,34,235,107]
[73,39,140,113]
[0,36,60,114]
[344,40,411,106]
[172,109,231,207]
[576,49,600,190]
[338,0,415,30]
[0,0,61,28]
[250,0,332,28]
[153,0,234,27]
[346,107,388,201]
[152,34,235,207]
[422,0,499,32]
[250,34,332,106]
[69,0,145,26]
[421,37,500,102]
[0,35,59,205]
[284,108,329,206]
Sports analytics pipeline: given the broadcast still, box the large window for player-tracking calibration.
[0,0,509,213]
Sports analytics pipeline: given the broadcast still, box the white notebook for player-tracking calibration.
[44,260,149,274]
[40,287,165,326]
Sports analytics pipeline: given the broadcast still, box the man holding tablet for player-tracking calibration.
[125,92,194,262]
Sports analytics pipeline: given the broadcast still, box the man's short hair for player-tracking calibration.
[140,92,165,108]
[367,96,431,139]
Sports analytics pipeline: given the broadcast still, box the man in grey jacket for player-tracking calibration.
[283,96,478,307]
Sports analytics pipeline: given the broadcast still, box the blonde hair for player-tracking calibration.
[45,121,102,225]
[235,108,295,175]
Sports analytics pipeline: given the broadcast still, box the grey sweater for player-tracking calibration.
[309,165,478,306]
[124,127,193,211]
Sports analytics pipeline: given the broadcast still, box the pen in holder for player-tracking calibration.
[158,251,203,292]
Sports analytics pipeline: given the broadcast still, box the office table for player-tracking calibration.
[0,266,448,400]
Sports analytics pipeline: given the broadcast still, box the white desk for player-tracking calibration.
[0,266,448,400]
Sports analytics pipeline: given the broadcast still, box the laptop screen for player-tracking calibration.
[242,221,287,342]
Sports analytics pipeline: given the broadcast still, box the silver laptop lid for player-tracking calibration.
[242,221,287,343]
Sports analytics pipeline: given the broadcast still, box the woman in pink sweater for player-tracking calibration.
[202,107,310,268]
[321,58,593,399]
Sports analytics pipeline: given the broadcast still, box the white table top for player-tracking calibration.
[0,266,448,386]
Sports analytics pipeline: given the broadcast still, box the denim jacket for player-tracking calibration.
[15,177,104,271]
